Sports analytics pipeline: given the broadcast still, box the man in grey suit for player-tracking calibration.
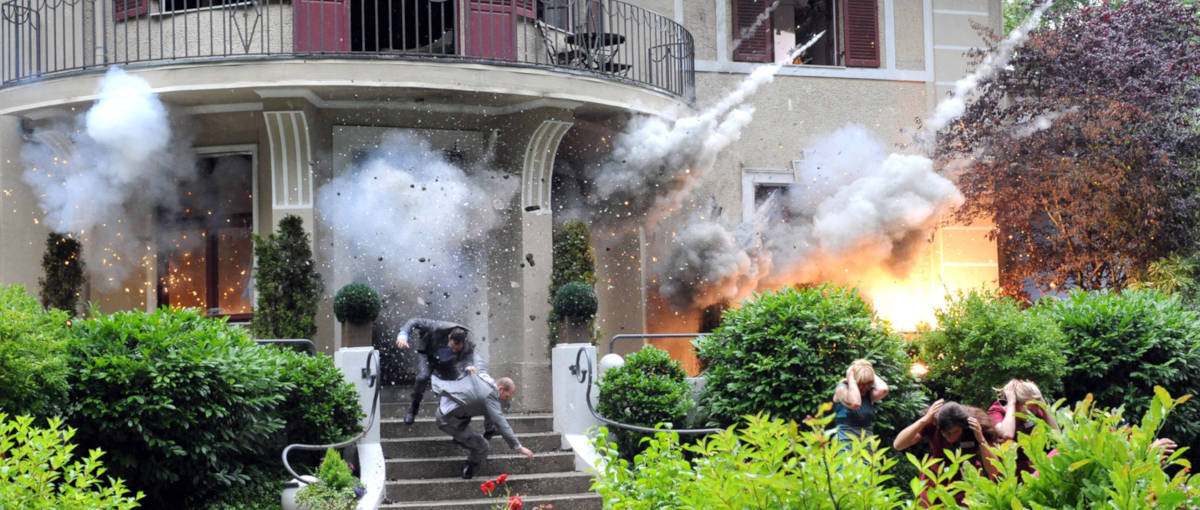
[433,373,534,479]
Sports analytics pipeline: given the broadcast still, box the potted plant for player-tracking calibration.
[552,281,597,345]
[294,448,364,510]
[334,282,381,348]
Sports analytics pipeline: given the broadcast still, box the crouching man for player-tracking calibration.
[433,373,534,479]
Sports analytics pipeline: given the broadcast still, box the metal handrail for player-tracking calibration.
[608,332,709,354]
[280,348,381,481]
[570,346,721,436]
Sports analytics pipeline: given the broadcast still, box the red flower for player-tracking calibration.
[508,496,523,510]
[480,481,496,494]
[496,473,509,485]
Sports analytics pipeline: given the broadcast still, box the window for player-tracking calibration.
[731,0,879,68]
[157,154,254,320]
[158,0,244,14]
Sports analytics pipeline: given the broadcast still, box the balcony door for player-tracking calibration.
[465,0,533,59]
[294,0,351,51]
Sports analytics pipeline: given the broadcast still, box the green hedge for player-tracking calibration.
[596,346,692,460]
[918,290,1067,405]
[695,285,928,440]
[1037,289,1200,462]
[0,285,71,420]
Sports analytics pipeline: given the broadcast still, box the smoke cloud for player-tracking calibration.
[21,67,193,290]
[316,132,518,319]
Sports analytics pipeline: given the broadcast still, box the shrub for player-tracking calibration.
[591,411,907,510]
[552,281,598,323]
[333,282,381,324]
[296,449,362,510]
[0,414,142,509]
[596,346,692,460]
[919,388,1199,508]
[274,347,364,447]
[0,285,71,420]
[196,465,285,510]
[695,285,928,440]
[1036,288,1200,462]
[65,307,288,508]
[252,215,323,339]
[39,232,85,314]
[918,290,1067,405]
[548,221,597,345]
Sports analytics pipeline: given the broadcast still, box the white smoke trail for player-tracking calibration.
[588,32,825,224]
[316,132,518,319]
[730,0,783,53]
[21,67,193,290]
[918,0,1053,147]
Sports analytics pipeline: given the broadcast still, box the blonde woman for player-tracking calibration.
[832,359,889,446]
[988,379,1058,474]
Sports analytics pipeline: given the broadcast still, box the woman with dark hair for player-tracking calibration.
[894,399,1000,505]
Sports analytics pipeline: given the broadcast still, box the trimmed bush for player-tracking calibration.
[552,281,598,323]
[596,346,691,460]
[549,220,597,345]
[252,215,323,340]
[275,347,364,447]
[592,412,906,510]
[918,290,1067,406]
[695,285,927,439]
[39,232,85,314]
[65,307,288,508]
[0,414,142,510]
[296,449,362,510]
[0,285,71,420]
[1037,289,1200,461]
[333,283,381,324]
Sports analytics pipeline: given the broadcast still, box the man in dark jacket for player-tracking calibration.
[433,374,533,479]
[394,318,478,424]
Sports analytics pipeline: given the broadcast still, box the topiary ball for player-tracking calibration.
[553,281,598,323]
[333,283,381,324]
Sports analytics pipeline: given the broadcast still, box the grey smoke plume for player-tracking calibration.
[587,32,825,225]
[918,0,1052,147]
[21,67,193,290]
[656,125,963,310]
[731,0,783,52]
[316,132,518,318]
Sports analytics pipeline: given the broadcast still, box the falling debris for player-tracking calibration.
[525,253,535,267]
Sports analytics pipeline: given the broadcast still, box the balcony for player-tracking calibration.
[0,0,694,102]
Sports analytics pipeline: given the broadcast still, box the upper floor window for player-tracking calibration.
[732,0,879,68]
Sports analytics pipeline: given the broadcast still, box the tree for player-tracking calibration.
[39,233,84,314]
[938,0,1200,297]
[251,215,323,339]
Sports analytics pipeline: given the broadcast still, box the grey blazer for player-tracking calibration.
[432,373,521,450]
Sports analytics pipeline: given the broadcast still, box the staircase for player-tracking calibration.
[379,390,602,509]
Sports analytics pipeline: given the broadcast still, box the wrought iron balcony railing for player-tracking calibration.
[0,0,695,101]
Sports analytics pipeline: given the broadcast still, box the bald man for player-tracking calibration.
[432,373,534,479]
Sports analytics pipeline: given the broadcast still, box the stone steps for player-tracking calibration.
[381,413,553,438]
[385,472,595,502]
[382,492,602,510]
[382,431,563,458]
[387,450,576,479]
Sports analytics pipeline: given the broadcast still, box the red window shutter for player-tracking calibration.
[516,0,535,18]
[731,0,772,63]
[114,0,147,21]
[843,0,879,67]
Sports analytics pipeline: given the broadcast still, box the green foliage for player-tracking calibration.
[591,411,907,510]
[596,346,692,460]
[0,414,142,510]
[252,215,323,339]
[917,388,1199,508]
[918,290,1067,405]
[65,307,288,507]
[549,221,597,345]
[274,348,364,448]
[296,449,361,510]
[1133,252,1200,308]
[695,285,927,440]
[39,233,85,314]
[197,466,285,510]
[552,281,598,323]
[333,282,381,324]
[0,285,71,420]
[1037,289,1200,462]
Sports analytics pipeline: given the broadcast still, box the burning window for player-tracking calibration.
[793,0,838,65]
[157,154,254,320]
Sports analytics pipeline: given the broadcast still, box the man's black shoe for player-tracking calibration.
[461,461,479,479]
[483,428,497,440]
[403,411,416,425]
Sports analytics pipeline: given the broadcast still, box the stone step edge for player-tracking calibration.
[385,471,593,486]
[381,431,561,443]
[381,492,600,508]
[387,450,576,465]
[380,413,553,424]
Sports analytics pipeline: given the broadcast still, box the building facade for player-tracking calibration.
[0,0,1000,409]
